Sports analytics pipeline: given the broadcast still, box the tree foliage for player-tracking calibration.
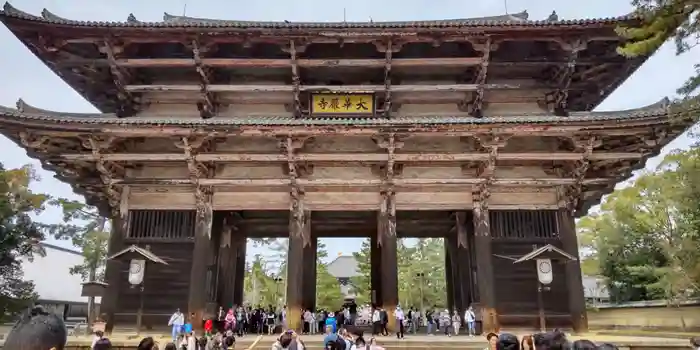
[0,164,48,321]
[43,199,109,282]
[244,254,284,307]
[351,238,447,310]
[618,0,700,100]
[579,148,700,304]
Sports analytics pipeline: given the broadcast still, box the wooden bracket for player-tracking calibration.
[545,38,587,116]
[190,38,218,119]
[99,40,138,118]
[289,40,303,118]
[460,37,498,117]
[383,40,394,118]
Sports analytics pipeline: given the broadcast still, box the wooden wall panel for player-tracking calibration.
[395,192,471,210]
[305,192,380,211]
[213,192,289,210]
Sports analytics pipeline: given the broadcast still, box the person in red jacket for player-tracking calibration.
[204,318,214,337]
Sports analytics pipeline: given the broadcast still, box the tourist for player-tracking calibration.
[379,307,388,336]
[465,306,476,336]
[521,335,534,350]
[451,310,461,336]
[163,343,177,350]
[691,337,700,350]
[497,333,520,350]
[303,308,312,334]
[597,343,619,350]
[168,309,185,343]
[272,330,305,350]
[439,309,451,337]
[323,325,339,347]
[486,332,498,350]
[371,307,381,336]
[572,340,597,350]
[266,306,277,335]
[533,330,569,350]
[224,308,236,333]
[394,306,405,339]
[137,337,159,350]
[4,305,67,350]
[184,313,195,335]
[425,307,435,335]
[217,306,226,333]
[91,330,105,349]
[411,308,421,334]
[325,312,338,333]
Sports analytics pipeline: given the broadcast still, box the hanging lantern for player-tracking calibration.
[536,258,553,285]
[128,259,146,286]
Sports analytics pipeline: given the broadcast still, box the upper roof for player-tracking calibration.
[1,3,635,29]
[327,255,360,278]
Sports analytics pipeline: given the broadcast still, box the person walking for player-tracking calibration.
[465,306,476,337]
[394,306,405,339]
[451,310,461,336]
[167,309,184,343]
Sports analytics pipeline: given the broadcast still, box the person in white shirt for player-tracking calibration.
[371,307,382,336]
[394,307,405,339]
[168,308,185,343]
[465,306,476,336]
[451,310,461,336]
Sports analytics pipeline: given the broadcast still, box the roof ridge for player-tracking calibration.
[1,2,639,28]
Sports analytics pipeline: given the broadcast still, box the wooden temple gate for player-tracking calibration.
[0,3,691,335]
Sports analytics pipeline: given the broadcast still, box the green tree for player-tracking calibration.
[618,1,700,101]
[350,239,372,305]
[43,199,109,326]
[316,241,344,310]
[0,164,48,321]
[580,148,700,304]
[244,254,281,307]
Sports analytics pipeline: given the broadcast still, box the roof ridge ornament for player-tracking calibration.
[127,13,138,23]
[40,8,69,22]
[548,11,558,22]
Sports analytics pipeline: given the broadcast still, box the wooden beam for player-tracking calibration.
[107,177,612,186]
[57,57,617,69]
[124,83,522,93]
[57,151,644,162]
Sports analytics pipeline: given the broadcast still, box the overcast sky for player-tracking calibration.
[1,0,697,263]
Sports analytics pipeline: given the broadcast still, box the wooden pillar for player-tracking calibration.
[286,207,308,332]
[217,214,238,309]
[454,211,474,319]
[473,191,498,334]
[444,241,455,312]
[302,233,317,312]
[378,194,398,333]
[232,237,247,307]
[559,208,588,333]
[103,186,129,335]
[188,188,213,333]
[370,234,382,306]
[446,234,464,314]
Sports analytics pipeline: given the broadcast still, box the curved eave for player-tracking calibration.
[0,3,638,30]
[0,98,687,130]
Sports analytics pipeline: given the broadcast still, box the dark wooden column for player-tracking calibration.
[473,191,498,333]
[446,234,464,314]
[454,211,474,319]
[370,233,382,306]
[232,236,247,307]
[217,213,238,309]
[286,207,309,332]
[558,208,588,333]
[444,241,455,312]
[378,193,399,332]
[102,186,129,335]
[188,189,214,332]
[302,233,318,312]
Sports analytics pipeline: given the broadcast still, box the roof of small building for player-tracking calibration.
[327,255,360,278]
[0,4,635,29]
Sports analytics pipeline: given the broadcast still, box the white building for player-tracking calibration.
[20,242,100,319]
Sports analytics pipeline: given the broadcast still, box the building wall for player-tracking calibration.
[20,243,101,305]
[588,301,700,331]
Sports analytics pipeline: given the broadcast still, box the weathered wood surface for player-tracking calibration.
[125,83,524,93]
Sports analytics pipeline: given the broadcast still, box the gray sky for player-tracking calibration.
[0,0,697,262]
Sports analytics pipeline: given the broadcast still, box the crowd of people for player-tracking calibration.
[6,304,700,350]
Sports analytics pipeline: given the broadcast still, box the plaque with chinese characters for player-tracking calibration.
[310,93,375,116]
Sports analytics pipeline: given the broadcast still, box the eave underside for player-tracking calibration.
[1,101,691,218]
[0,5,646,116]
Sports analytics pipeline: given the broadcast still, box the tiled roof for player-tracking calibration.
[1,3,635,29]
[327,256,360,278]
[0,98,679,127]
